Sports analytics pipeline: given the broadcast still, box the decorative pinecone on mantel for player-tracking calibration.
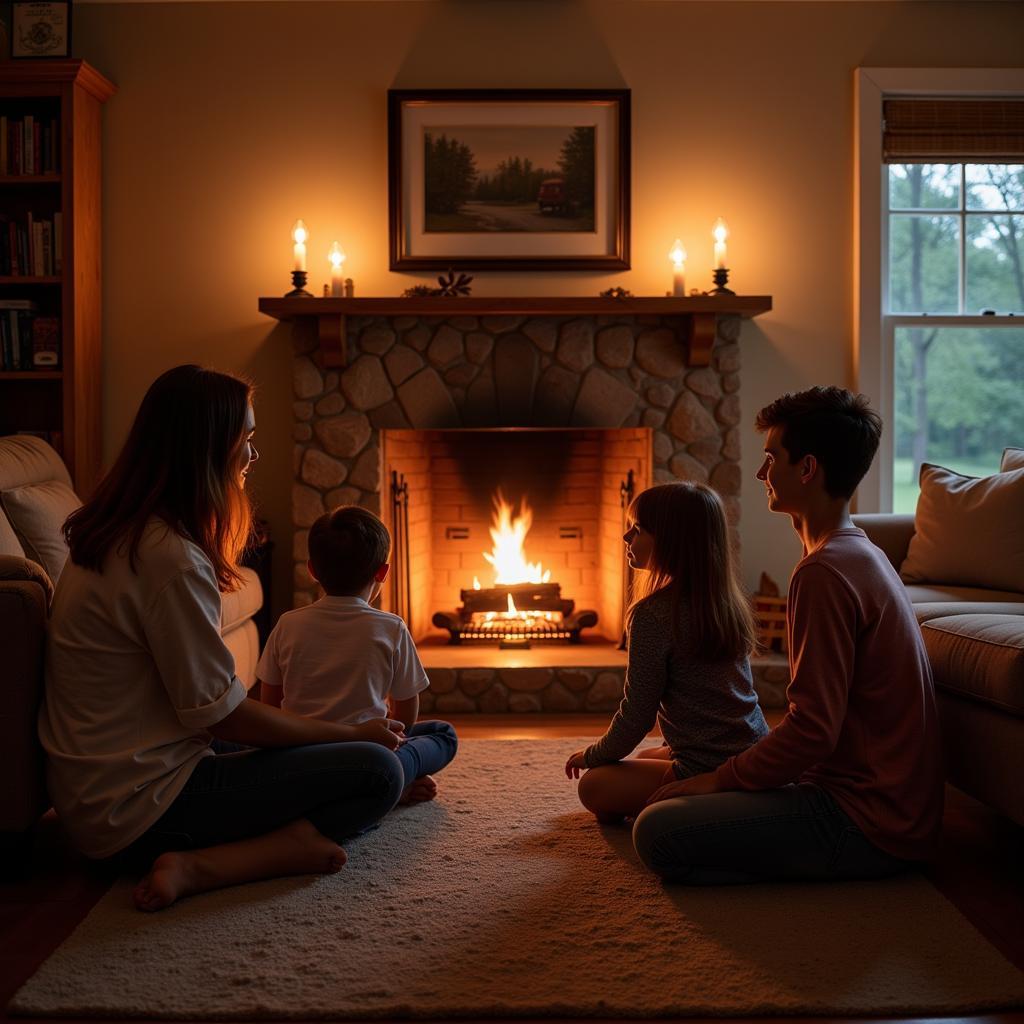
[400,268,474,298]
[435,269,474,297]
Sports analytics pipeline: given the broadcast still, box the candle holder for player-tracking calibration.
[285,270,314,298]
[708,267,735,296]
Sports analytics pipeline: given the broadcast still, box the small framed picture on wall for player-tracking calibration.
[12,0,70,59]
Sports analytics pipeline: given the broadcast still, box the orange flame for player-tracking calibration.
[482,491,550,586]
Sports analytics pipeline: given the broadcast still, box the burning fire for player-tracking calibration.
[476,491,550,588]
[468,491,564,638]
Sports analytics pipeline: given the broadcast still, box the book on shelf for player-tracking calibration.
[0,211,61,276]
[0,114,60,176]
[0,302,61,372]
[31,316,61,368]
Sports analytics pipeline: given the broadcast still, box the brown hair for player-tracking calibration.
[64,364,254,591]
[755,386,882,500]
[626,482,756,661]
[308,505,391,596]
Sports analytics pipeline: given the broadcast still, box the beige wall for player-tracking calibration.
[75,0,1024,622]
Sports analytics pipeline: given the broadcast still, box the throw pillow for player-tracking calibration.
[0,480,81,585]
[1002,447,1024,472]
[900,463,1024,594]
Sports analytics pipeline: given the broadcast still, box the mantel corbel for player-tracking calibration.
[257,295,771,369]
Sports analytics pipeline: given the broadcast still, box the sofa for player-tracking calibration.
[0,434,263,854]
[853,446,1024,826]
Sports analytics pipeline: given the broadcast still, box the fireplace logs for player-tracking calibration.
[433,582,598,645]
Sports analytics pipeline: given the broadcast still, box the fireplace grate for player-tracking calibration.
[433,582,597,645]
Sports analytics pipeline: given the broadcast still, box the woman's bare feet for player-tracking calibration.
[399,774,438,804]
[132,818,346,912]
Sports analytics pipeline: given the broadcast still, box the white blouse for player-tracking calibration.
[39,519,246,858]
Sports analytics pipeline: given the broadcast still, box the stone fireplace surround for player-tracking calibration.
[284,306,788,712]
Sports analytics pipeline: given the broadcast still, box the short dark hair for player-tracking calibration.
[307,505,391,596]
[755,386,883,500]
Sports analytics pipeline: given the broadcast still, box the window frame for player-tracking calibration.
[854,68,1024,512]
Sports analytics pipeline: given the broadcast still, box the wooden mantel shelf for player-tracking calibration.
[257,295,772,368]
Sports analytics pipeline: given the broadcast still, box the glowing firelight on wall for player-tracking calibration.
[481,492,551,586]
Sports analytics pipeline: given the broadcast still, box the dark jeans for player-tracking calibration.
[632,782,913,885]
[118,741,404,869]
[395,720,458,787]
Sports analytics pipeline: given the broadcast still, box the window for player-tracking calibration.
[887,162,1024,510]
[855,71,1024,512]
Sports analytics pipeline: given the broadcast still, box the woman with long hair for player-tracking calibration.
[40,365,405,911]
[564,481,768,820]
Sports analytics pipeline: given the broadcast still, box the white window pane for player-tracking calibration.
[888,164,959,209]
[966,214,1024,313]
[893,326,1024,513]
[889,214,959,313]
[965,165,1024,211]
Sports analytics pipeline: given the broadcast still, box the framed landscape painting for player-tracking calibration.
[388,89,630,271]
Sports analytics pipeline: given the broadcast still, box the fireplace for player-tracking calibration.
[382,427,651,646]
[272,298,783,711]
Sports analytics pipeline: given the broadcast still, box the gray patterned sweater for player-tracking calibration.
[584,587,768,776]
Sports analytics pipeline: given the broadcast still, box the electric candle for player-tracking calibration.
[713,218,729,270]
[291,220,308,272]
[668,238,687,297]
[328,242,346,297]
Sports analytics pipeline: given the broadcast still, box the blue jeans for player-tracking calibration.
[632,782,913,885]
[118,741,404,868]
[395,720,458,788]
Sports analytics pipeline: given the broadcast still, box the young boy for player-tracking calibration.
[257,505,457,803]
[633,386,943,883]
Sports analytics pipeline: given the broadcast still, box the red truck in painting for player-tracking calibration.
[537,177,574,215]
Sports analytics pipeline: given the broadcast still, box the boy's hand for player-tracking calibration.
[352,719,404,750]
[565,749,589,779]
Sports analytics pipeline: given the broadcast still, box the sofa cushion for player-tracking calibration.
[900,463,1024,594]
[922,614,1024,716]
[1002,447,1024,472]
[0,480,80,586]
[0,434,74,561]
[0,554,54,605]
[913,600,1024,624]
[0,509,21,558]
[905,583,1024,606]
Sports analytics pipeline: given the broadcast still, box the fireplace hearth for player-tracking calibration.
[266,297,782,712]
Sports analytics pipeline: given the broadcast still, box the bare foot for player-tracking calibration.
[400,774,438,804]
[132,818,347,912]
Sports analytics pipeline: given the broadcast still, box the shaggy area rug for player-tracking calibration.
[10,738,1024,1020]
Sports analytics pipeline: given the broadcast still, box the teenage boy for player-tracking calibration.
[632,386,942,883]
[258,505,457,804]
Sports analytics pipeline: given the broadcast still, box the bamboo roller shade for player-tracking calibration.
[883,98,1024,162]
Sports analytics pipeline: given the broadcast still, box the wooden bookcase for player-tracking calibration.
[0,60,115,496]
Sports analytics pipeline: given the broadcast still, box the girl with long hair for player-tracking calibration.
[40,365,405,911]
[564,481,768,820]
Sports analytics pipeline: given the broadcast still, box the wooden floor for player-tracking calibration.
[2,714,1022,1024]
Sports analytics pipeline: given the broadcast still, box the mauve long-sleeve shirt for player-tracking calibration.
[584,588,768,776]
[712,528,944,862]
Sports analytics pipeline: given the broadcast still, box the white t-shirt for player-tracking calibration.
[38,520,247,859]
[256,596,429,724]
